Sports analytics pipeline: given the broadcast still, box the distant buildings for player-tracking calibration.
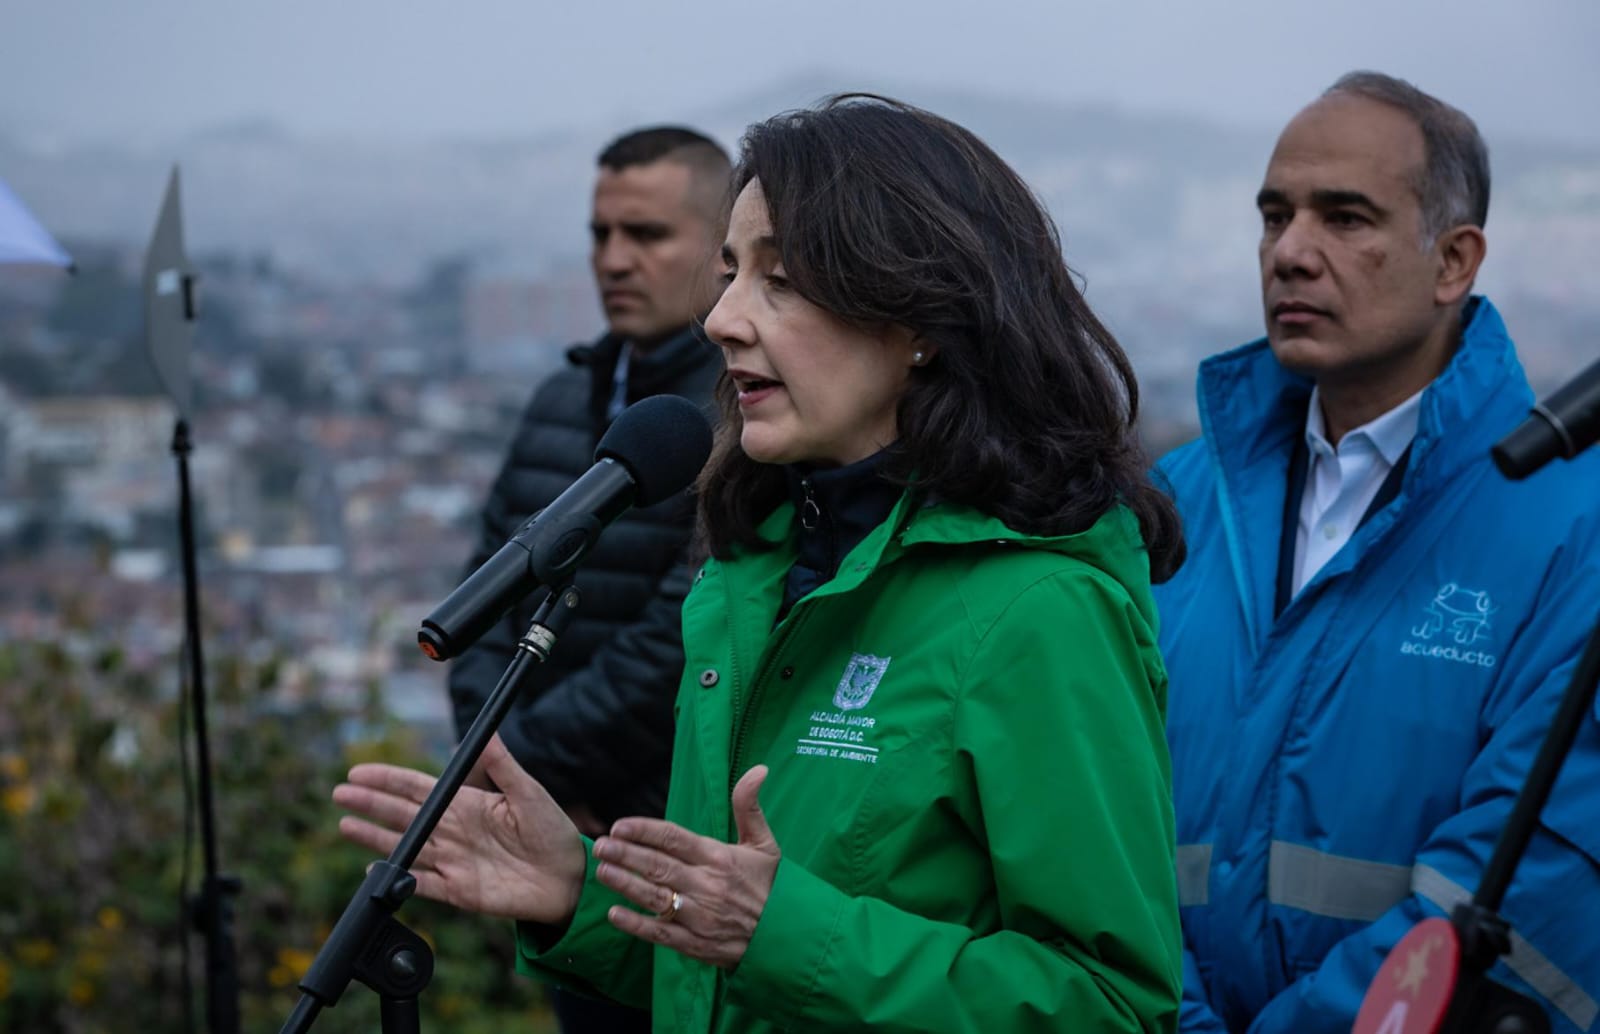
[0,249,538,736]
[2,121,1597,738]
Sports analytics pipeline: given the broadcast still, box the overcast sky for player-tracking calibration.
[4,0,1597,147]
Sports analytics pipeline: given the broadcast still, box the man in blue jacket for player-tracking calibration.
[1155,71,1600,1032]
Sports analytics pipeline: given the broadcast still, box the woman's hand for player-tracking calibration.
[593,765,779,969]
[333,735,587,926]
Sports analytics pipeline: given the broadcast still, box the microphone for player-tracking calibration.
[1491,358,1600,480]
[417,394,713,662]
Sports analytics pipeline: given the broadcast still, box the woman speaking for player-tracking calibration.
[336,94,1185,1033]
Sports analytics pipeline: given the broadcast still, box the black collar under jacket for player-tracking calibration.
[778,450,903,622]
[569,326,719,439]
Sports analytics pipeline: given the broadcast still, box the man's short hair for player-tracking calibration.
[1324,71,1491,238]
[598,126,727,171]
[596,126,732,221]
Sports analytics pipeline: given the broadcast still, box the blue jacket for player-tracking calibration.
[1154,297,1600,1033]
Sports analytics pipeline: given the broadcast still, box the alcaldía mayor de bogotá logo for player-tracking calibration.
[834,653,891,710]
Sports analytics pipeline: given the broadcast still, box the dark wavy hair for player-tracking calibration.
[697,95,1184,582]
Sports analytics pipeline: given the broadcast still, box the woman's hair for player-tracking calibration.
[697,94,1184,582]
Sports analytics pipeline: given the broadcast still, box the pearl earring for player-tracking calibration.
[912,350,927,366]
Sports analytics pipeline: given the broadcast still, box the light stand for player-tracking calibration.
[143,165,241,1034]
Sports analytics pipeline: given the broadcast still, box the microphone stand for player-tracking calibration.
[281,583,582,1034]
[1436,411,1600,1034]
[1440,612,1600,1034]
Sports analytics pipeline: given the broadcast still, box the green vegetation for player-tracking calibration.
[0,632,556,1033]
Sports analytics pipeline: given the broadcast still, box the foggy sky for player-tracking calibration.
[5,0,1597,147]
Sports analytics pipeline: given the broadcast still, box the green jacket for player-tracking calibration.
[520,493,1181,1032]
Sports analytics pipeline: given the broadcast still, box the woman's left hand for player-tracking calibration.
[594,764,779,969]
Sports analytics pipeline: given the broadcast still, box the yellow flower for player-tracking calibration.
[276,947,316,979]
[97,907,124,932]
[0,754,25,780]
[1,784,35,817]
[17,939,56,966]
[268,964,296,989]
[67,978,96,1005]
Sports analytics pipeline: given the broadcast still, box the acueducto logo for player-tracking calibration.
[1399,583,1498,669]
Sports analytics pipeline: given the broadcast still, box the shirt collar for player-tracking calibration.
[1305,384,1424,465]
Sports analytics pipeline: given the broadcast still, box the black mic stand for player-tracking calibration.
[1441,401,1600,1034]
[281,583,582,1034]
[1439,613,1599,1034]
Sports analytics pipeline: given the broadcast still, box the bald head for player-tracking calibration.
[1320,71,1490,240]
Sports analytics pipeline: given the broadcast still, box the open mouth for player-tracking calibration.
[731,374,783,407]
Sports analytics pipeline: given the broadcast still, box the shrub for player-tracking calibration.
[0,634,555,1033]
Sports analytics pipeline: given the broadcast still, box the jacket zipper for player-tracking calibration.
[728,605,813,813]
[710,605,810,1032]
[731,479,842,800]
[799,476,821,531]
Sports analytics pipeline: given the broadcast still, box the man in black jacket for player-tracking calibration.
[448,126,727,1033]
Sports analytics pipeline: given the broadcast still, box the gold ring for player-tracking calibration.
[657,890,683,922]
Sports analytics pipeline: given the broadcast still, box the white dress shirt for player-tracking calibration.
[1292,386,1424,595]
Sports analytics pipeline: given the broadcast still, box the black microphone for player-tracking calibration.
[1492,358,1600,480]
[417,394,713,661]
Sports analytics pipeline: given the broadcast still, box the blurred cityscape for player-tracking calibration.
[2,81,1597,742]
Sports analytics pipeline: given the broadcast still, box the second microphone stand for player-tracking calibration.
[281,583,582,1034]
[1441,609,1600,1034]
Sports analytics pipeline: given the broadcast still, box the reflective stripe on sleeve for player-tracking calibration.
[1414,863,1597,1031]
[1176,843,1212,907]
[1267,840,1412,922]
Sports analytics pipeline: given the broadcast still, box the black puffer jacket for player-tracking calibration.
[448,327,720,822]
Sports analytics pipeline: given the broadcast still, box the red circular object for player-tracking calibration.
[1354,917,1461,1034]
